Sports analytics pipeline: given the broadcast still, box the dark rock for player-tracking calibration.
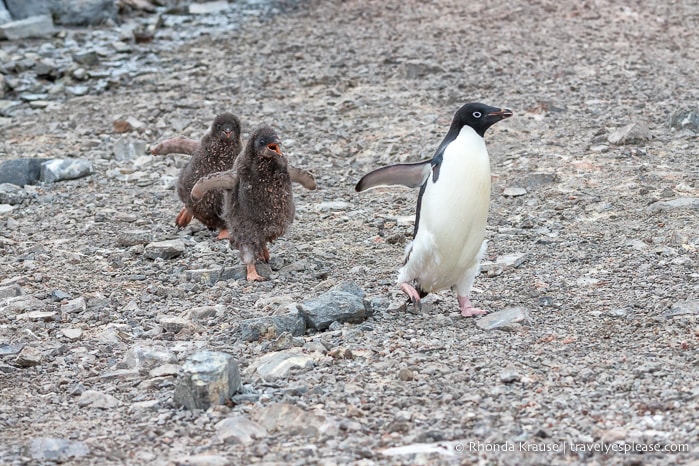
[0,4,10,25]
[25,437,89,463]
[72,51,100,66]
[0,158,50,187]
[34,60,63,81]
[238,309,306,342]
[669,109,699,131]
[4,0,50,20]
[144,239,185,260]
[174,351,242,410]
[300,284,371,331]
[51,0,117,26]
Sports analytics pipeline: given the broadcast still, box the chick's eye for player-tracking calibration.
[216,124,222,131]
[472,111,482,118]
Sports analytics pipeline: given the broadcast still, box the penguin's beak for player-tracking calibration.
[486,108,514,121]
[223,130,232,138]
[266,142,283,156]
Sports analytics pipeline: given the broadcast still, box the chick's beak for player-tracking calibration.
[267,142,282,155]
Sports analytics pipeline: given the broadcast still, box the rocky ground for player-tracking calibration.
[1,0,699,464]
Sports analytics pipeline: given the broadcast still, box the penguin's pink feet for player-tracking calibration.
[215,228,230,240]
[175,207,193,227]
[400,283,422,306]
[458,295,487,317]
[246,263,265,282]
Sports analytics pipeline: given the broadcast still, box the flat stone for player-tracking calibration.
[238,309,306,342]
[248,349,316,381]
[648,197,699,212]
[61,297,86,313]
[15,346,43,367]
[130,400,162,412]
[39,159,93,183]
[0,342,24,356]
[665,299,699,319]
[499,368,521,383]
[174,454,230,466]
[0,204,14,215]
[77,390,120,409]
[16,311,57,321]
[144,239,185,260]
[315,200,354,212]
[607,122,652,145]
[476,307,530,331]
[60,328,83,340]
[123,344,177,370]
[189,1,230,15]
[174,351,241,410]
[0,15,55,40]
[503,187,527,197]
[215,415,268,445]
[149,363,180,378]
[481,252,529,274]
[26,437,89,463]
[187,305,224,322]
[300,283,370,330]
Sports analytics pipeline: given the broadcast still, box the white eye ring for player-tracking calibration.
[472,111,482,118]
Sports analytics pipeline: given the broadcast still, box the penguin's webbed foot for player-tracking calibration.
[400,283,422,310]
[458,295,487,317]
[215,228,230,240]
[246,263,265,282]
[175,207,193,227]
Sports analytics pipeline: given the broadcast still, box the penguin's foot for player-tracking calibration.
[400,283,422,310]
[175,207,193,227]
[215,229,230,240]
[246,263,265,281]
[458,295,487,317]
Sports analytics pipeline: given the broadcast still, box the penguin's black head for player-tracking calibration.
[212,112,242,140]
[453,102,513,137]
[251,125,286,166]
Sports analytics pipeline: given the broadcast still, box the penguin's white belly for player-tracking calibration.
[398,127,491,293]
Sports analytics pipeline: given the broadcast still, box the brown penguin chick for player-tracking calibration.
[172,113,242,239]
[191,126,294,281]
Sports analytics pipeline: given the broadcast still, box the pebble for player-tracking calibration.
[175,454,230,466]
[144,239,185,260]
[16,310,57,321]
[247,349,316,381]
[0,282,22,299]
[300,282,371,330]
[476,307,530,331]
[61,296,86,313]
[0,183,29,205]
[398,367,415,381]
[315,200,354,212]
[77,390,120,409]
[215,415,268,445]
[60,328,83,340]
[499,368,522,383]
[503,186,527,197]
[149,363,180,378]
[238,309,306,342]
[480,252,529,275]
[607,122,652,145]
[189,0,230,15]
[252,402,336,437]
[173,351,241,410]
[123,344,177,370]
[26,437,89,463]
[113,136,147,161]
[117,229,153,247]
[669,108,699,131]
[15,346,44,367]
[157,315,191,333]
[187,305,224,322]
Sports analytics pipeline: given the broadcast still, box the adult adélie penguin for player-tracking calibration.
[355,102,513,317]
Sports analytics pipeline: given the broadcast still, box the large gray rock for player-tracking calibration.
[174,351,241,410]
[0,158,49,187]
[238,309,306,342]
[51,0,117,26]
[3,0,49,20]
[299,281,371,330]
[0,3,11,25]
[0,15,55,40]
[25,437,89,463]
[40,159,93,183]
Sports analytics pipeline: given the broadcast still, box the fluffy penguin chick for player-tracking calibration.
[172,112,242,239]
[191,126,294,281]
[356,102,512,316]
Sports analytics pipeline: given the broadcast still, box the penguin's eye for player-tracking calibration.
[216,124,222,131]
[472,111,482,118]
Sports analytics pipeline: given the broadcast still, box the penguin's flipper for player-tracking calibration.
[355,161,431,192]
[191,169,239,200]
[288,165,317,190]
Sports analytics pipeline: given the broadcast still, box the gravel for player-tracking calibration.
[0,0,698,465]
